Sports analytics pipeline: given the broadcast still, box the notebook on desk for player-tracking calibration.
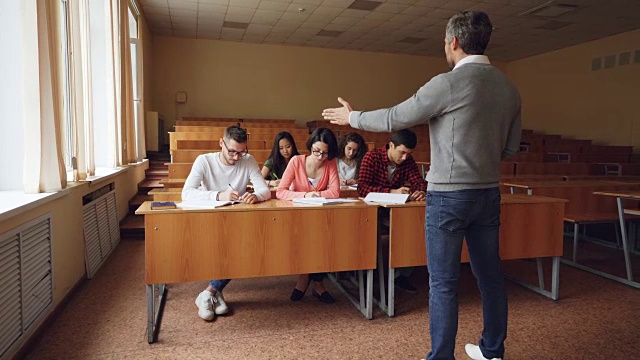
[150,201,176,210]
[177,199,242,209]
[292,197,359,206]
[363,192,409,204]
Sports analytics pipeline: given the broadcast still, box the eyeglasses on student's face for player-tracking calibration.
[311,148,329,158]
[222,139,248,157]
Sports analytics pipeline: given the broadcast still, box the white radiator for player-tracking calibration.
[83,190,120,279]
[0,214,53,359]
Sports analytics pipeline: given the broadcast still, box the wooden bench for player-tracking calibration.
[168,163,193,179]
[175,140,268,151]
[148,188,182,201]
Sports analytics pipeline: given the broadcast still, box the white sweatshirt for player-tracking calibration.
[181,152,271,201]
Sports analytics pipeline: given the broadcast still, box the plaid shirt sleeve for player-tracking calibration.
[357,149,392,197]
[402,157,427,192]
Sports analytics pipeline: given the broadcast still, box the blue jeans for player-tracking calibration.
[425,188,507,360]
[210,279,230,292]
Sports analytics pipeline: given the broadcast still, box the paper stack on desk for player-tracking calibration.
[292,197,359,206]
[177,199,241,209]
[363,192,409,204]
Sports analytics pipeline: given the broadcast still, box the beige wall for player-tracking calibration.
[0,163,147,306]
[506,29,640,147]
[152,37,450,131]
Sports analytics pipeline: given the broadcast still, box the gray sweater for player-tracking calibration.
[351,63,521,191]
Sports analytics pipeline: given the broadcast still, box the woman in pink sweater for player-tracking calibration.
[276,127,340,303]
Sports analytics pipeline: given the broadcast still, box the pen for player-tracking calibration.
[273,173,279,180]
[308,179,317,192]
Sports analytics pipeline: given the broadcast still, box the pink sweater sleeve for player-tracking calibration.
[318,159,340,199]
[276,156,307,199]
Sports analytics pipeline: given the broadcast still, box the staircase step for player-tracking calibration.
[130,194,153,212]
[138,180,163,195]
[146,169,168,177]
[149,159,167,167]
[120,214,144,239]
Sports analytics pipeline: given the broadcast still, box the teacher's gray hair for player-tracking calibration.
[445,11,493,55]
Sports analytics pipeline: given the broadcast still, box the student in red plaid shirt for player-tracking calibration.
[358,129,426,293]
[357,129,426,200]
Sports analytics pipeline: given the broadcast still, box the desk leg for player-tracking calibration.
[328,271,373,320]
[572,223,579,262]
[365,269,373,320]
[387,268,395,317]
[617,198,634,282]
[146,283,167,344]
[377,249,386,311]
[551,256,560,300]
[358,270,365,310]
[505,257,559,301]
[536,259,545,290]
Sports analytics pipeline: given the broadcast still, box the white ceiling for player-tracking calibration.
[139,0,640,61]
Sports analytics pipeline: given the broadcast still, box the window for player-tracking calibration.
[129,4,144,161]
[0,0,26,190]
[60,0,74,172]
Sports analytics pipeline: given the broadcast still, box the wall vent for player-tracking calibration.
[618,51,631,66]
[83,188,120,279]
[603,54,616,69]
[0,214,53,359]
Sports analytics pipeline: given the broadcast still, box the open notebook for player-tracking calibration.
[177,199,242,209]
[363,192,409,204]
[292,197,359,206]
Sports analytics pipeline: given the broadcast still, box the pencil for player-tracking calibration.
[308,179,317,192]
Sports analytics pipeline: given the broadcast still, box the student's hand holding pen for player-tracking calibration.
[409,190,426,201]
[305,192,321,198]
[218,189,240,201]
[219,183,240,201]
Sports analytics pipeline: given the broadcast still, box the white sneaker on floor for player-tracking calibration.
[213,291,228,315]
[195,290,215,321]
[465,344,502,360]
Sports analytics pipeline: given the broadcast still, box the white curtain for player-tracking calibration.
[68,0,96,180]
[22,0,67,193]
[105,0,136,167]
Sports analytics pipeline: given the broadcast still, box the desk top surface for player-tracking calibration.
[379,194,565,207]
[137,198,371,215]
[594,191,640,199]
[502,180,631,189]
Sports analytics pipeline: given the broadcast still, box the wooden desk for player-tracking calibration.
[592,191,640,288]
[375,194,567,317]
[502,180,640,215]
[149,187,360,202]
[136,200,378,342]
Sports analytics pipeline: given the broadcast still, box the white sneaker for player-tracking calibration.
[213,291,228,315]
[195,290,215,321]
[465,344,502,360]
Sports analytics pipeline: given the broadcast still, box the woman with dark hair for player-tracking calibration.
[261,131,300,187]
[337,132,367,186]
[276,127,340,304]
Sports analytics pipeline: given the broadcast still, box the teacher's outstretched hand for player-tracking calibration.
[322,97,353,126]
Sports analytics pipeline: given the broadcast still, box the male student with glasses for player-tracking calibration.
[182,125,271,321]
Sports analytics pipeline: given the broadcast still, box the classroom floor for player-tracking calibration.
[24,238,640,360]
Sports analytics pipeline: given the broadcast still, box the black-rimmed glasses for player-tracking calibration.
[311,148,329,158]
[222,139,248,157]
